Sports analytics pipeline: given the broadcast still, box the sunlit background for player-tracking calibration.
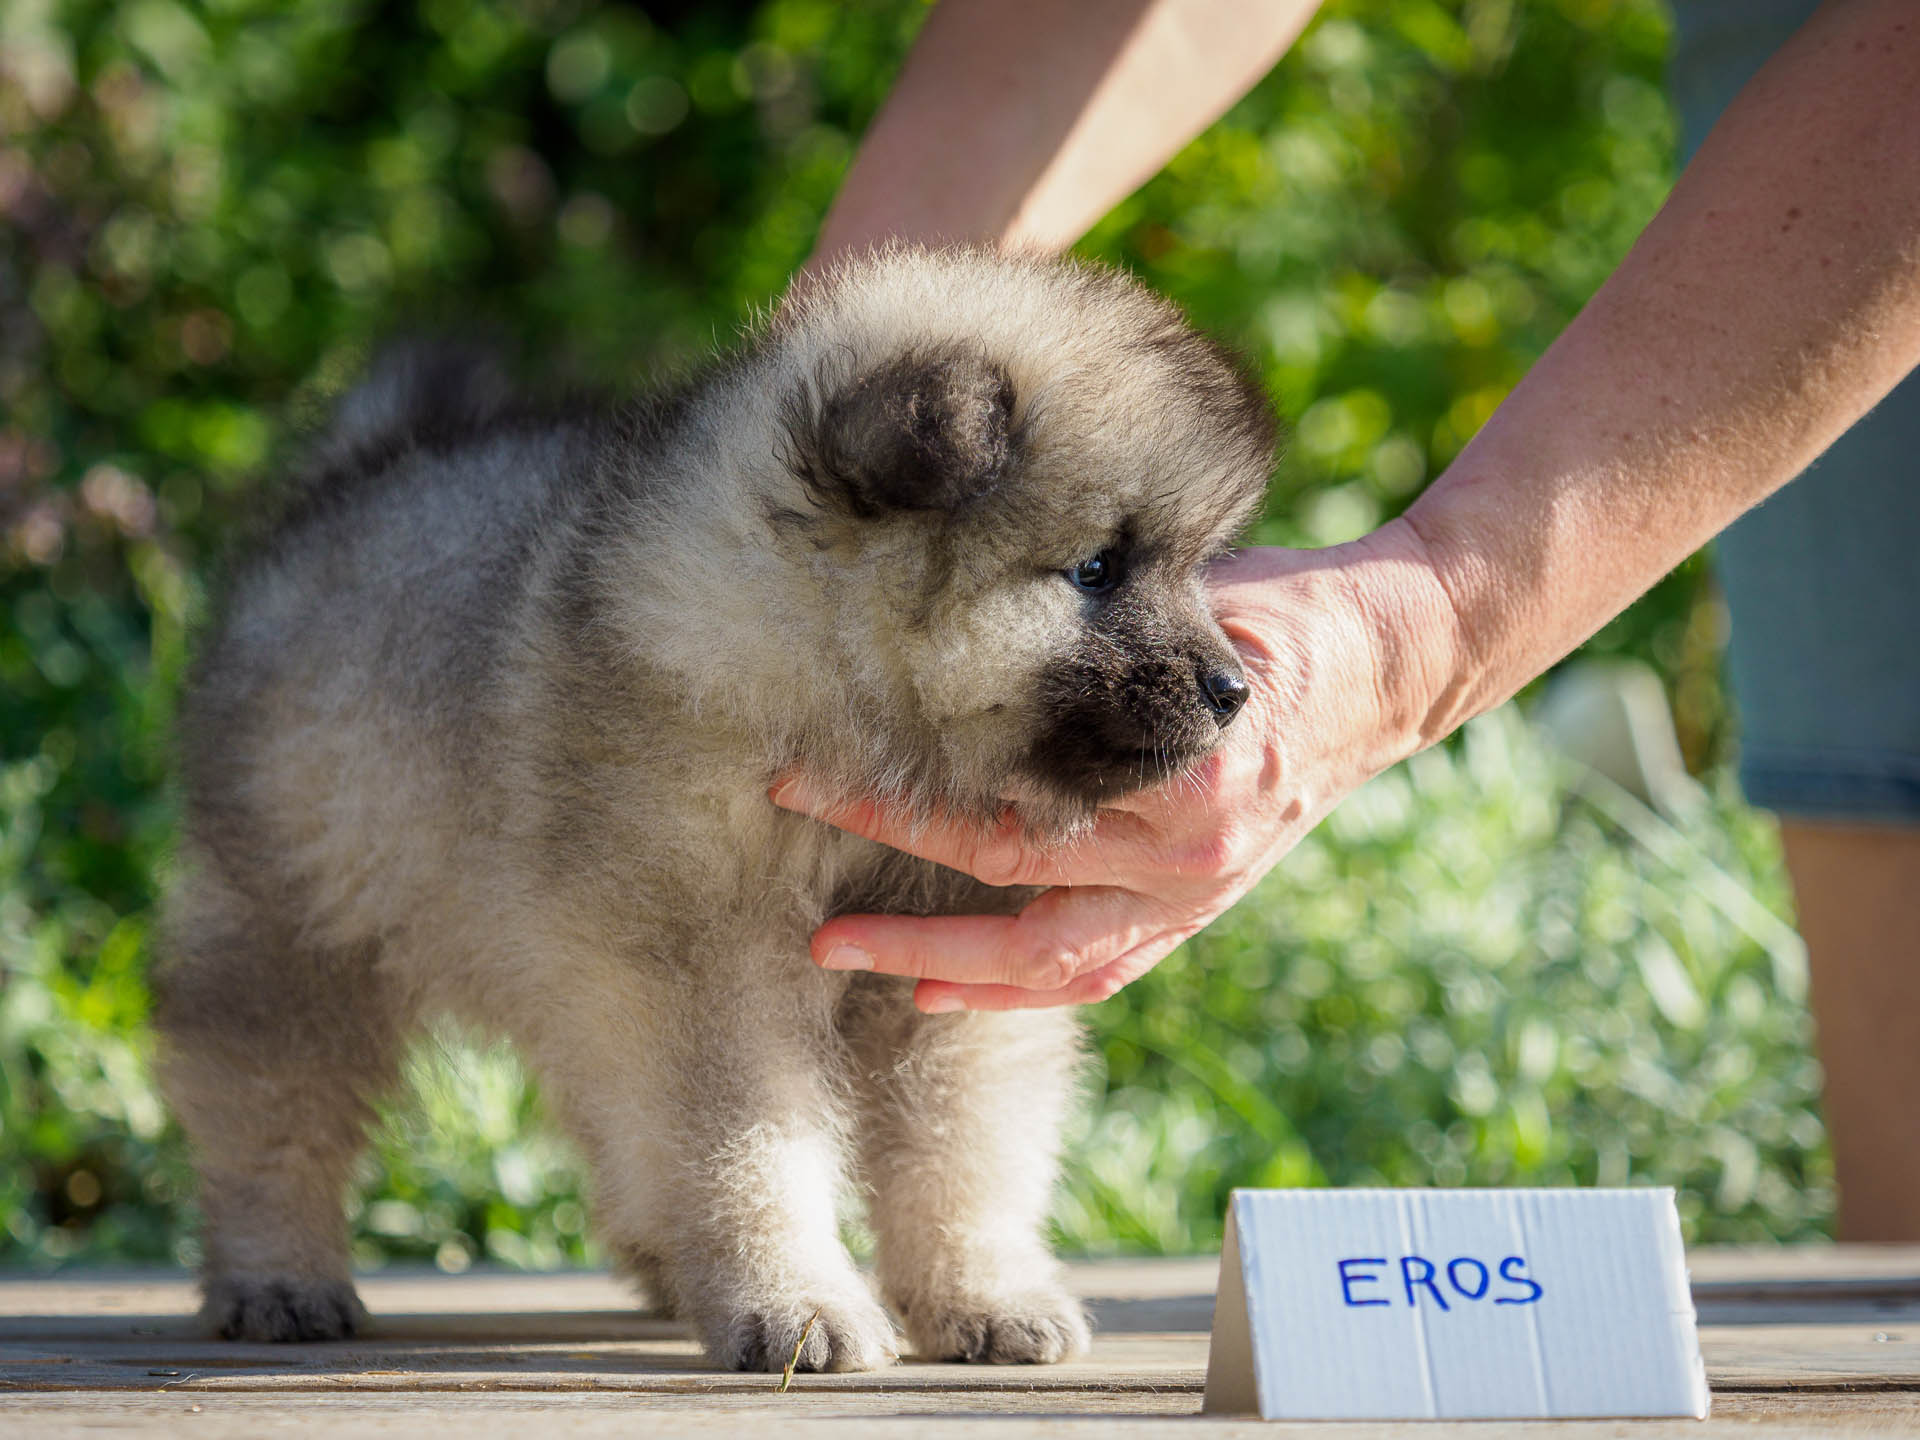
[0,0,1826,1273]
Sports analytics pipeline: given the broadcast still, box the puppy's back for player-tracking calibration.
[177,350,609,946]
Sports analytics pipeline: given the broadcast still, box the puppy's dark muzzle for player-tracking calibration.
[1200,668,1249,726]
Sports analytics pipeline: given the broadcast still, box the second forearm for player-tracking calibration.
[1400,0,1920,744]
[813,0,1318,266]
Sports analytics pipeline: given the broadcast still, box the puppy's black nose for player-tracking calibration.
[1200,668,1249,725]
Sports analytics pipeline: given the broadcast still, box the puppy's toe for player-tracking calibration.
[907,1290,1091,1364]
[204,1275,365,1342]
[719,1297,899,1374]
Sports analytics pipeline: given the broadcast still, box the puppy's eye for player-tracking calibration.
[1064,550,1121,594]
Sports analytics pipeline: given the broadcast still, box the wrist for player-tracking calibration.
[1340,517,1480,758]
[1375,510,1496,751]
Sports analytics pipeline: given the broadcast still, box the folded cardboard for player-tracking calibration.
[1204,1188,1709,1420]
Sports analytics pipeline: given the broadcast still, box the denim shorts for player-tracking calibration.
[1672,0,1920,822]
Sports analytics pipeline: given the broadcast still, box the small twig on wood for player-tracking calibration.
[778,1308,824,1393]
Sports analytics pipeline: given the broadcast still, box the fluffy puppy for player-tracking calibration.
[154,247,1275,1371]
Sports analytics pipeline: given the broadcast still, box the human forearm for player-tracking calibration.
[1400,0,1920,743]
[813,0,1319,265]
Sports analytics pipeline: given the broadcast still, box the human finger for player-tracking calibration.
[812,885,1166,990]
[770,776,1168,889]
[909,922,1202,1012]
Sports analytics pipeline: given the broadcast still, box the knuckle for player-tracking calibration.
[1019,945,1082,990]
[973,843,1033,889]
[1173,825,1242,878]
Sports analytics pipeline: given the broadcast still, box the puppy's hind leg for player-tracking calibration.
[846,988,1091,1364]
[154,874,409,1342]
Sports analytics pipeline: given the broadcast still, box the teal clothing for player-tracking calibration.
[1672,0,1920,820]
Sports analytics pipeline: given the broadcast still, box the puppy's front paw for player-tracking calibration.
[718,1296,899,1374]
[203,1274,365,1342]
[906,1289,1091,1364]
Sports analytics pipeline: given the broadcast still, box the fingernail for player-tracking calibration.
[919,993,965,1015]
[770,777,815,812]
[821,944,873,971]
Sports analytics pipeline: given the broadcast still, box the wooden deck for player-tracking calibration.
[1,1247,1915,1435]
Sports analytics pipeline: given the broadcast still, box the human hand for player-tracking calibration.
[770,518,1461,1012]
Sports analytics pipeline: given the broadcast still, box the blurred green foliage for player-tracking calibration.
[1,0,1826,1269]
[1063,711,1825,1254]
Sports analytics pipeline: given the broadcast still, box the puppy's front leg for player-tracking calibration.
[520,950,896,1373]
[845,985,1091,1364]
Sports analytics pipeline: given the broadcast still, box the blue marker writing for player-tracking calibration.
[1496,1255,1545,1305]
[1400,1255,1451,1311]
[1338,1257,1389,1307]
[1447,1257,1491,1300]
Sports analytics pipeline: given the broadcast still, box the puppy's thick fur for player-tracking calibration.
[154,248,1275,1371]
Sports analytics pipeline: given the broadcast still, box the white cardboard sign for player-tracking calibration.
[1203,1188,1709,1420]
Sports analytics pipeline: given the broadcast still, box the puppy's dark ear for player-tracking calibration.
[787,349,1017,515]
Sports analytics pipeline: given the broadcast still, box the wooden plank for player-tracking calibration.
[1687,1247,1920,1285]
[3,1391,1919,1438]
[0,1250,1913,1434]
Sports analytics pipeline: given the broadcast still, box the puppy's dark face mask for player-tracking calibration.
[778,314,1274,825]
[1023,541,1249,803]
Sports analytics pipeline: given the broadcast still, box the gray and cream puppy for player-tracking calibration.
[155,248,1274,1372]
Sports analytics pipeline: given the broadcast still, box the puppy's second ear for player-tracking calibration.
[788,349,1017,515]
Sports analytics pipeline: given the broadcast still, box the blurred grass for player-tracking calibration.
[1,0,1832,1268]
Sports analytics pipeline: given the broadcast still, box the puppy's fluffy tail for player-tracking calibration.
[320,340,517,468]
